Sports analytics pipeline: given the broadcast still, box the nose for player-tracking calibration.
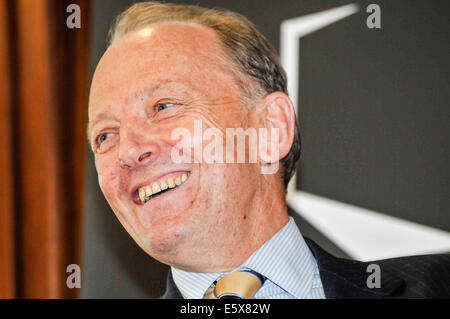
[119,151,151,168]
[118,122,159,169]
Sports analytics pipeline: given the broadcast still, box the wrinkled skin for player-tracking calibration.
[88,23,293,272]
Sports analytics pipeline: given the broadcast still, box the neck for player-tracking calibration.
[231,175,290,266]
[176,175,290,273]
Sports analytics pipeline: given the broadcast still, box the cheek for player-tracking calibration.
[95,157,124,199]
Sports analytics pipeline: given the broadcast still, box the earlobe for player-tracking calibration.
[259,92,296,164]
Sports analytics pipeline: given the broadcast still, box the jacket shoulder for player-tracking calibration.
[374,253,450,298]
[305,237,450,298]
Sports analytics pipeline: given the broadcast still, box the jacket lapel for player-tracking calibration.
[161,270,183,299]
[304,238,405,298]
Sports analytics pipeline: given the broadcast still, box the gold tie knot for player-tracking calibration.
[204,270,265,299]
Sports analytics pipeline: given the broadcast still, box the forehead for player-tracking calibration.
[88,23,236,120]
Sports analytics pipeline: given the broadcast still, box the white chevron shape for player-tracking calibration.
[280,3,360,109]
[287,191,450,261]
[281,4,450,260]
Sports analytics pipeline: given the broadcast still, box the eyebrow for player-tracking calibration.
[133,80,185,99]
[86,80,194,144]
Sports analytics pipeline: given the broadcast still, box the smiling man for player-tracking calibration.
[88,2,450,299]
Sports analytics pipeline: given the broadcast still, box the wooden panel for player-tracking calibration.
[47,0,90,298]
[70,0,90,271]
[0,0,16,299]
[2,0,90,299]
[15,0,63,298]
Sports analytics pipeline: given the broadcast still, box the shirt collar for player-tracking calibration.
[171,217,319,299]
[240,217,320,298]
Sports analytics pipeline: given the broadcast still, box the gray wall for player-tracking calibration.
[82,0,450,298]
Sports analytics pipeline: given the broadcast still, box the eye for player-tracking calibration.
[154,102,176,112]
[96,132,114,146]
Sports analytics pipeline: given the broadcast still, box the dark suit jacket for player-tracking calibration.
[161,238,450,299]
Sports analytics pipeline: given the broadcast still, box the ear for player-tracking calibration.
[257,92,296,164]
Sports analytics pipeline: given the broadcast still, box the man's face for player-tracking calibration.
[88,24,263,270]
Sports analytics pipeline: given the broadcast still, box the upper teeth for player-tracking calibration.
[138,173,189,204]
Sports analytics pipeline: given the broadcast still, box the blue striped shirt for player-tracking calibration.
[171,217,325,299]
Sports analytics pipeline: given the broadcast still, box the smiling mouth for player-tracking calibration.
[135,172,190,205]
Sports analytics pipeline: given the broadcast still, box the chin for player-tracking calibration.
[135,212,190,256]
